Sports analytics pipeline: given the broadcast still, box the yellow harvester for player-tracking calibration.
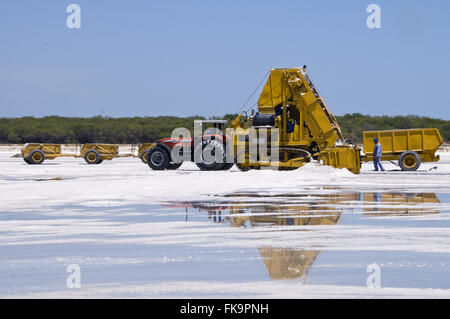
[229,67,361,173]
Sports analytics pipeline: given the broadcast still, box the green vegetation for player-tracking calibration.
[0,116,206,144]
[336,113,450,144]
[0,114,448,144]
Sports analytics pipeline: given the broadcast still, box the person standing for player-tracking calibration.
[373,137,385,171]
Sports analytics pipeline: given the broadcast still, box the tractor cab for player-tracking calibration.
[194,119,227,131]
[193,119,228,142]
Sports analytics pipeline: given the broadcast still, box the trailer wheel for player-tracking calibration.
[140,150,149,164]
[28,150,45,164]
[398,151,421,171]
[84,149,102,164]
[147,146,169,170]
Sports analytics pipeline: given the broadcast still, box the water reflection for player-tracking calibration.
[258,247,319,280]
[171,192,440,280]
[363,193,440,215]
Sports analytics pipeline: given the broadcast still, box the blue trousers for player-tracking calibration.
[373,157,385,171]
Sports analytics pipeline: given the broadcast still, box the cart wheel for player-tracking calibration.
[28,150,45,165]
[140,150,149,164]
[398,151,421,171]
[147,146,169,170]
[84,149,102,164]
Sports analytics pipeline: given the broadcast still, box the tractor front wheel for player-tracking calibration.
[167,162,183,170]
[147,147,169,170]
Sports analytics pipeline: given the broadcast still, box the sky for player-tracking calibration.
[0,0,449,119]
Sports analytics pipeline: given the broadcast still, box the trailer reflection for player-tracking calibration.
[363,192,440,215]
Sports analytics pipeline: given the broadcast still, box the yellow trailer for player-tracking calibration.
[21,143,71,164]
[362,128,443,171]
[21,143,137,165]
[78,143,138,164]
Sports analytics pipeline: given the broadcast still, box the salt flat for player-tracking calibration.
[0,151,449,298]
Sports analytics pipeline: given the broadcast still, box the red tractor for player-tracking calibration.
[146,120,235,171]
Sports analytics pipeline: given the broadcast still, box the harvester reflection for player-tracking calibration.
[171,192,440,280]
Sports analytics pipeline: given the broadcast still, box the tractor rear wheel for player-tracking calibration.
[147,146,169,170]
[84,149,102,164]
[398,151,421,171]
[194,140,225,171]
[28,150,45,165]
[221,162,235,170]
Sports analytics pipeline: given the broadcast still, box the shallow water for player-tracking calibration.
[1,189,449,296]
[165,191,450,289]
[1,154,450,297]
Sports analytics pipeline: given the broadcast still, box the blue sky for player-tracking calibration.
[0,0,449,119]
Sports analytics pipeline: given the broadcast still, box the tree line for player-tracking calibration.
[0,113,448,144]
[337,113,449,144]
